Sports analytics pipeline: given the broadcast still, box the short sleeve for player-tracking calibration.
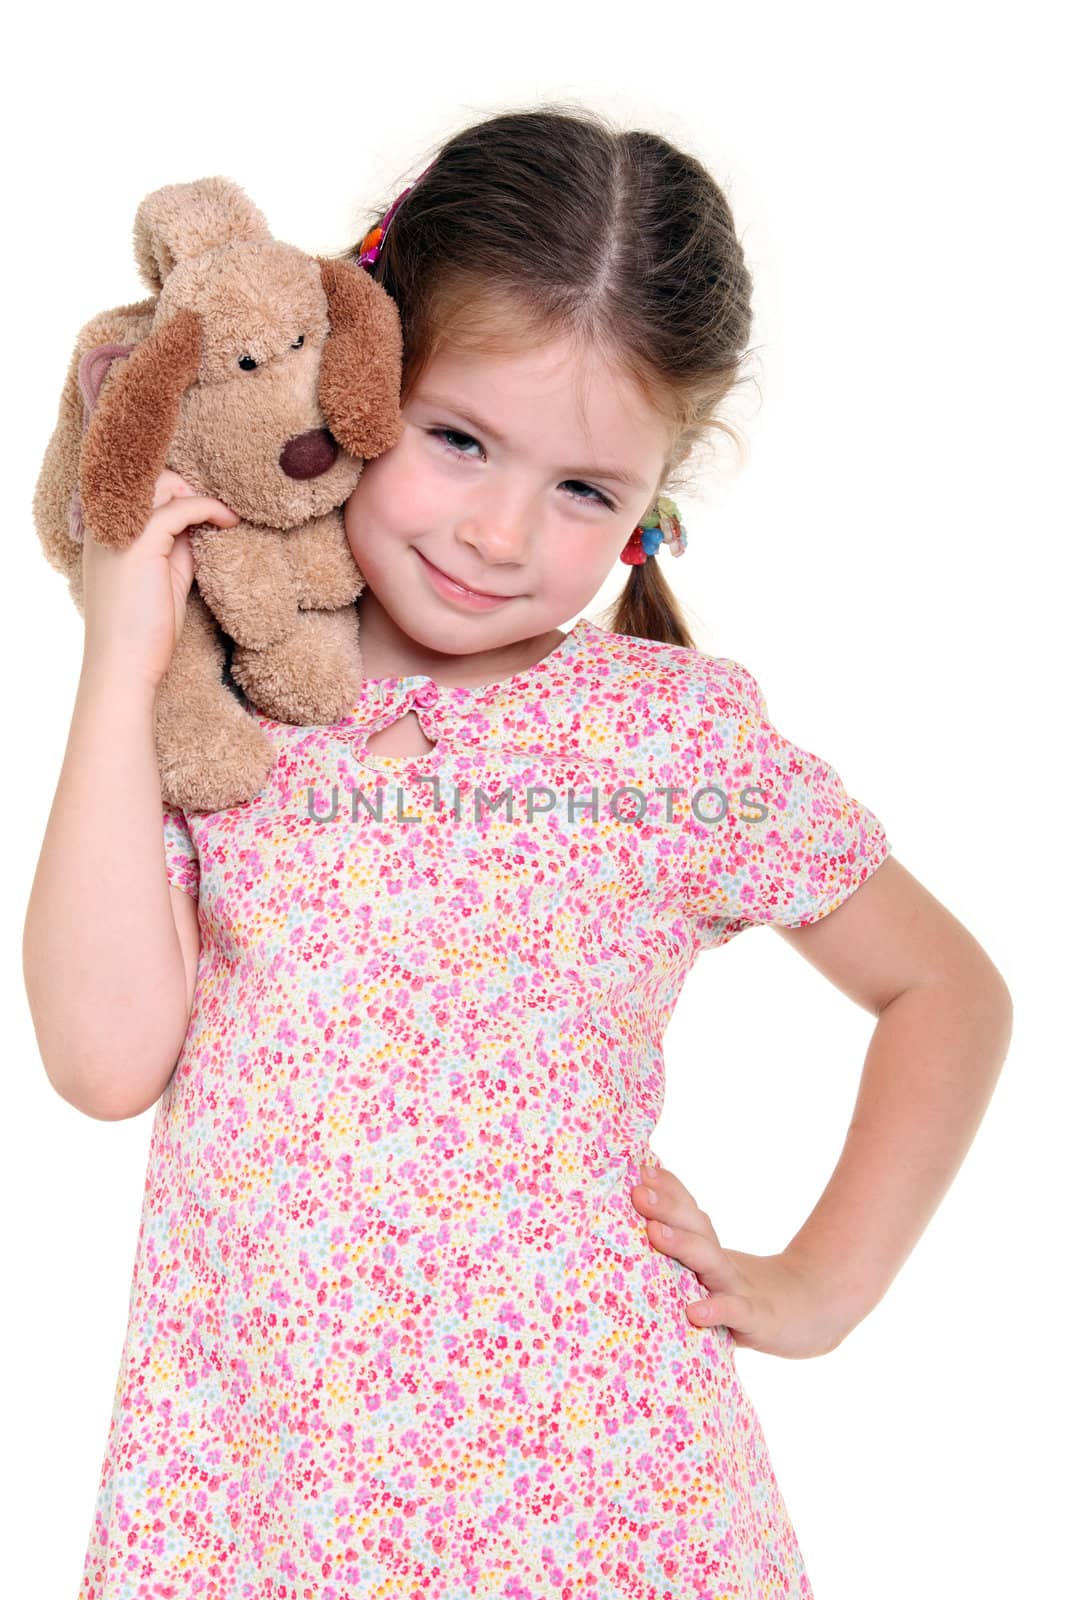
[162,804,200,899]
[683,659,891,950]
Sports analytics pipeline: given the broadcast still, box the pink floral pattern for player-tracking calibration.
[78,616,890,1598]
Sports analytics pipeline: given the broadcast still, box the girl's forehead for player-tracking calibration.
[410,336,671,431]
[419,334,603,385]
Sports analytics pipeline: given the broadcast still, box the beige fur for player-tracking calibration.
[32,176,403,811]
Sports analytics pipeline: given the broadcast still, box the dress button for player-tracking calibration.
[413,683,439,708]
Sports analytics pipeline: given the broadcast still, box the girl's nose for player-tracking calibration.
[455,504,536,564]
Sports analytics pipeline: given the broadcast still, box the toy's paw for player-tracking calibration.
[192,522,299,649]
[288,513,367,610]
[231,608,362,724]
[159,714,276,812]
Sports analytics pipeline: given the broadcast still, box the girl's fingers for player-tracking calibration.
[638,1162,697,1208]
[83,494,236,551]
[169,529,195,583]
[152,495,239,534]
[632,1192,720,1268]
[632,1164,739,1296]
[686,1293,753,1335]
[152,470,199,508]
[632,1165,718,1243]
[643,1216,724,1280]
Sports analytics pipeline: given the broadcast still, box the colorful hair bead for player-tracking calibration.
[620,495,689,565]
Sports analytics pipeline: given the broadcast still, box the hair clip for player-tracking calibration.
[356,162,436,273]
[620,494,689,565]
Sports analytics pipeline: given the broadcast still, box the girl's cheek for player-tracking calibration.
[342,491,365,552]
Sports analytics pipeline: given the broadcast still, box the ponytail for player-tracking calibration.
[603,557,698,650]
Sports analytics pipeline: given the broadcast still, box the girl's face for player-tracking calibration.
[342,331,674,681]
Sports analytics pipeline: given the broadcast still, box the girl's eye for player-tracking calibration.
[560,479,616,510]
[432,427,483,459]
[430,428,616,510]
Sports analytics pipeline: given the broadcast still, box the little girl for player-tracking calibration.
[26,105,1012,1599]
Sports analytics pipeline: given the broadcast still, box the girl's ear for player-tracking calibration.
[79,309,203,549]
[315,258,404,461]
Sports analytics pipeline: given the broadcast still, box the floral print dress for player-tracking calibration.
[77,615,890,1599]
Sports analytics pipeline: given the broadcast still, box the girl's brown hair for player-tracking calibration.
[341,103,755,650]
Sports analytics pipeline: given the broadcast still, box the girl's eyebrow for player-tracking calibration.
[415,392,649,494]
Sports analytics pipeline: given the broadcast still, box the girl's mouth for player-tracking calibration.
[416,549,517,610]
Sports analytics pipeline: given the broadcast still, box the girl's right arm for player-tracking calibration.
[22,472,239,1121]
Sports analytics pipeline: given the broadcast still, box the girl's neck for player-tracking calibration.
[355,593,568,689]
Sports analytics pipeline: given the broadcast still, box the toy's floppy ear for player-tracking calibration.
[79,309,202,549]
[32,300,156,587]
[316,258,404,461]
[133,176,273,293]
[66,342,138,546]
[79,341,136,411]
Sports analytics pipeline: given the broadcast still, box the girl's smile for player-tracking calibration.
[414,546,520,607]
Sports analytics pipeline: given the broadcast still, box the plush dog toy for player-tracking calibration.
[33,176,403,812]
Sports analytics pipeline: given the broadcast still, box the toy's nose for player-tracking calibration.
[279,428,340,479]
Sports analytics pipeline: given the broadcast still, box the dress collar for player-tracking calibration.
[342,615,600,722]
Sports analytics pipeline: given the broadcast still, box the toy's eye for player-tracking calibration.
[291,335,304,350]
[238,355,258,371]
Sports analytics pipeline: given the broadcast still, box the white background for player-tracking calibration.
[4,2,1061,1595]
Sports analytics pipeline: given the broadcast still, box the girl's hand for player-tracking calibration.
[631,1163,857,1359]
[81,469,239,693]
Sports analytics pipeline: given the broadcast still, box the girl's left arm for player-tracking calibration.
[773,852,1012,1319]
[634,854,1013,1357]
